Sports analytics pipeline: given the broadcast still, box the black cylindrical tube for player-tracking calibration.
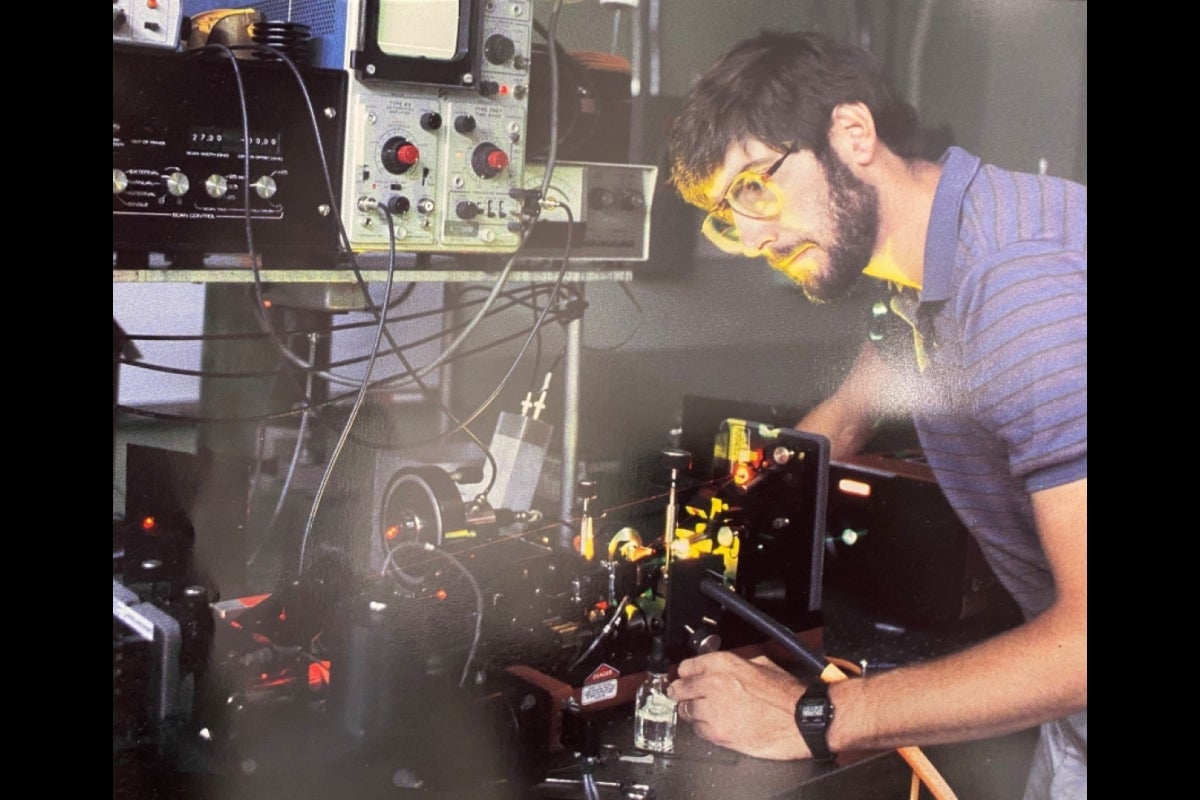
[698,575,827,680]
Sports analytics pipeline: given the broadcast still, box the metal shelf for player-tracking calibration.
[113,268,634,284]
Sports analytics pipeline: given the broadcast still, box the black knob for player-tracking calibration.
[387,196,411,215]
[454,114,477,134]
[380,137,419,175]
[688,624,722,655]
[661,449,692,472]
[420,111,442,131]
[620,190,646,211]
[456,200,480,220]
[471,143,509,178]
[484,34,516,65]
[479,80,500,97]
[589,188,615,209]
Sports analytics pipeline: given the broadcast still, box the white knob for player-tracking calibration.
[205,174,228,198]
[254,175,278,199]
[167,171,190,197]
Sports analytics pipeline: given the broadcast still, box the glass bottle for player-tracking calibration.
[633,637,677,752]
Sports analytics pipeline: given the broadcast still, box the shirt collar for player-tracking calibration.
[921,147,981,304]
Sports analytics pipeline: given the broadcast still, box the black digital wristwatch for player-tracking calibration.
[795,683,836,762]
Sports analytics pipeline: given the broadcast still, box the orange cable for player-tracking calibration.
[819,662,958,800]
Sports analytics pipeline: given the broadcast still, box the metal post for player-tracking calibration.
[438,283,459,436]
[559,293,583,549]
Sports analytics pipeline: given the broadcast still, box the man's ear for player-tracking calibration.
[828,102,878,167]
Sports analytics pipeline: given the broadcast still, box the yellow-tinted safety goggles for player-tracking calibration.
[700,147,795,254]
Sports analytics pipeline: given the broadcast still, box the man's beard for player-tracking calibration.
[795,148,880,303]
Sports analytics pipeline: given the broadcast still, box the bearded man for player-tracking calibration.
[665,30,1086,799]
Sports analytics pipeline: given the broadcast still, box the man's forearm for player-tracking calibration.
[828,479,1087,751]
[828,599,1086,751]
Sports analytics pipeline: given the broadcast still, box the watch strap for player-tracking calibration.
[795,682,836,762]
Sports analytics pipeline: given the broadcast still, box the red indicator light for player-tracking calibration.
[148,0,159,8]
[435,588,448,601]
[308,660,331,689]
[262,299,273,309]
[500,84,509,95]
[141,516,156,531]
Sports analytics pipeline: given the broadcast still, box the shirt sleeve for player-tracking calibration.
[955,242,1087,494]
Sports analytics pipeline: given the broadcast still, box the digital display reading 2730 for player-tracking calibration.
[188,127,282,158]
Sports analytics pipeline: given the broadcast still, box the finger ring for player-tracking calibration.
[680,700,692,720]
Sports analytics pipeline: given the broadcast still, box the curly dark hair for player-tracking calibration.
[668,30,921,208]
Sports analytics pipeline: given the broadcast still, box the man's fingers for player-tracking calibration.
[668,671,722,703]
[676,651,741,678]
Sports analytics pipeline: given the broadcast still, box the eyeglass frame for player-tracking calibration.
[700,144,798,252]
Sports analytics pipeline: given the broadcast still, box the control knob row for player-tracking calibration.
[111,169,277,199]
[588,188,646,210]
[362,196,433,217]
[205,175,277,199]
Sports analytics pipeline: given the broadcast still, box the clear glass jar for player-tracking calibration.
[633,670,677,752]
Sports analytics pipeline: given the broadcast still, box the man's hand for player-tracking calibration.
[667,651,810,760]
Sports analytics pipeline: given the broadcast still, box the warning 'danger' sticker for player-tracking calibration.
[581,663,620,706]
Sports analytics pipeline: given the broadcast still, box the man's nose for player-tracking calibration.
[736,216,776,255]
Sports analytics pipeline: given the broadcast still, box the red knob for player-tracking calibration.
[471,143,511,178]
[486,150,509,171]
[381,137,420,174]
[396,143,420,166]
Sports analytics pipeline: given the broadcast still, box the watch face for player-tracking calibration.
[800,704,826,723]
[797,691,835,760]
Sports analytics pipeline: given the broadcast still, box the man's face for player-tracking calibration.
[704,139,880,303]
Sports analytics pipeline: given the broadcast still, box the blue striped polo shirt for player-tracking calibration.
[911,147,1087,621]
